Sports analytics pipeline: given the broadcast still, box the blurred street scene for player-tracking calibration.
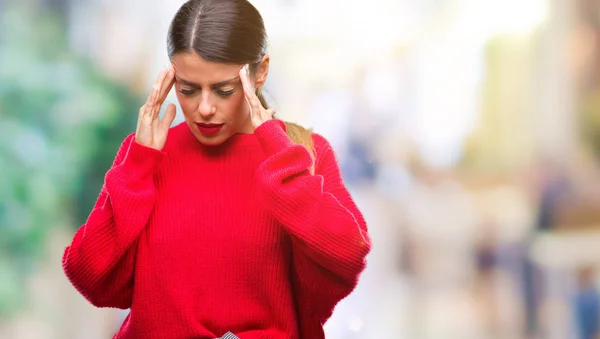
[3,0,600,338]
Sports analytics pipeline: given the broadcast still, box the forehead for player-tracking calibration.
[171,52,241,85]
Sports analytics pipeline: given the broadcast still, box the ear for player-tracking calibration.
[254,54,270,88]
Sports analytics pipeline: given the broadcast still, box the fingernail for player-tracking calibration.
[245,64,250,75]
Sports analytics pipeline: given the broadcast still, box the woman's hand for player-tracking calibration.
[135,65,177,151]
[239,64,275,130]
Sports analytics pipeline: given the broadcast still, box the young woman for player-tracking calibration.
[62,1,371,338]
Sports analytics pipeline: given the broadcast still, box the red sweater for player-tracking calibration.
[62,119,370,339]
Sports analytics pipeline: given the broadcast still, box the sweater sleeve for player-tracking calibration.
[62,133,165,308]
[254,120,371,324]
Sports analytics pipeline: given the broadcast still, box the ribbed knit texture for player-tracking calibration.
[62,119,371,339]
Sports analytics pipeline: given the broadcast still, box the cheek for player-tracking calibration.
[175,93,196,114]
[217,93,247,120]
[230,92,248,115]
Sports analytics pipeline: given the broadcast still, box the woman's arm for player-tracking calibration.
[255,120,371,322]
[62,133,165,308]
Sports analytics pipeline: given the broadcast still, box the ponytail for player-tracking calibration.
[256,88,315,174]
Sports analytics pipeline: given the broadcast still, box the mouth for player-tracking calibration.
[195,122,224,136]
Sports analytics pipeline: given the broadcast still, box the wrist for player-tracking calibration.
[254,119,293,156]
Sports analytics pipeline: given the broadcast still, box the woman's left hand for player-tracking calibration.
[240,64,276,129]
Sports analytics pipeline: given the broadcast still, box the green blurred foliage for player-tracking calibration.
[581,90,600,159]
[0,4,141,317]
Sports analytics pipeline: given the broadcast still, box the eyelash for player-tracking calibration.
[178,88,235,97]
[216,89,235,97]
[179,89,195,95]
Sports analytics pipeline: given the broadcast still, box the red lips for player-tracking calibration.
[195,123,224,136]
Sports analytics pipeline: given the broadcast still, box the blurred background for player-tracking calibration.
[3,0,600,338]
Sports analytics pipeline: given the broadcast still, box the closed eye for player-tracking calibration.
[216,88,235,97]
[179,88,195,95]
[177,86,236,97]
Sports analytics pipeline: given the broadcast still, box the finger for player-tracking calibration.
[137,104,146,130]
[160,103,177,129]
[144,75,163,119]
[157,66,175,104]
[145,68,165,106]
[151,99,162,120]
[150,67,175,120]
[150,68,168,105]
[265,108,277,118]
[144,80,158,109]
[158,75,175,105]
[144,89,154,107]
[149,69,170,119]
[239,64,261,112]
[144,93,157,121]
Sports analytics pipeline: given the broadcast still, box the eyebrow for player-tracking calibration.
[175,76,239,88]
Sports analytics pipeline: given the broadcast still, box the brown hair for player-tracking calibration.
[167,0,315,172]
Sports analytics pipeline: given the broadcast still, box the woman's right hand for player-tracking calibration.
[135,65,177,151]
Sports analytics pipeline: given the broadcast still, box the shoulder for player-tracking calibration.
[280,120,334,156]
[311,132,333,153]
[310,132,341,173]
[311,132,337,159]
[113,132,136,161]
[118,132,136,147]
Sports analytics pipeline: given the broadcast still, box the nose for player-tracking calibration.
[197,91,215,119]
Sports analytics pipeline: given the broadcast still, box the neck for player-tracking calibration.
[236,114,255,134]
[180,122,259,152]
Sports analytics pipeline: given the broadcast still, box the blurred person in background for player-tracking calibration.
[523,158,571,338]
[573,267,600,339]
[61,1,371,338]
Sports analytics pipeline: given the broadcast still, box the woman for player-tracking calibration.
[62,0,371,338]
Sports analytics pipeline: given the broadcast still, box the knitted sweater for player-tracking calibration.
[63,119,371,339]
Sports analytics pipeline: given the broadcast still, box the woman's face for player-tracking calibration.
[171,52,269,146]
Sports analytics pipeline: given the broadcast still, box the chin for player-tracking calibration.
[196,135,228,146]
[186,123,228,146]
